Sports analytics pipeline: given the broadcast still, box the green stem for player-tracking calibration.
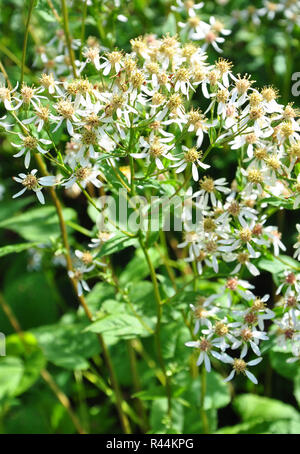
[21,0,36,86]
[61,0,78,78]
[127,341,149,432]
[138,235,172,419]
[200,364,209,434]
[35,154,131,434]
[80,0,88,60]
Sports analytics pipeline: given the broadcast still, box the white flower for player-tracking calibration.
[68,267,93,297]
[75,249,106,267]
[293,224,300,260]
[222,352,262,384]
[194,176,230,206]
[231,325,269,357]
[185,336,225,372]
[172,146,210,181]
[12,169,56,204]
[12,134,51,168]
[62,166,103,189]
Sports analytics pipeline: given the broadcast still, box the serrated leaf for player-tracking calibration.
[85,313,150,340]
[0,357,24,399]
[0,206,76,242]
[0,242,39,258]
[233,394,300,422]
[96,233,138,258]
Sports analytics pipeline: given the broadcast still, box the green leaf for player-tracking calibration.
[150,398,184,434]
[32,320,100,370]
[133,387,166,401]
[258,254,299,275]
[85,282,116,316]
[260,196,294,209]
[178,370,231,411]
[85,313,150,341]
[294,369,300,408]
[0,197,34,223]
[233,394,300,422]
[96,233,138,258]
[0,242,39,258]
[0,206,76,242]
[6,332,46,395]
[270,349,299,380]
[0,357,24,399]
[216,418,300,434]
[1,269,60,333]
[119,248,160,284]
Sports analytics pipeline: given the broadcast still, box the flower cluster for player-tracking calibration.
[1,4,300,381]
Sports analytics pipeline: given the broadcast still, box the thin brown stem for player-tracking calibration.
[21,0,36,86]
[60,0,78,78]
[0,292,86,434]
[34,153,131,434]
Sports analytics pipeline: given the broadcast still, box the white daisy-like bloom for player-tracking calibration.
[171,0,204,17]
[0,82,22,111]
[68,267,93,297]
[178,16,209,41]
[75,249,106,268]
[22,105,50,133]
[0,183,5,200]
[51,98,80,135]
[241,163,274,197]
[192,17,231,54]
[273,312,300,350]
[294,175,300,209]
[258,0,284,20]
[216,194,257,225]
[99,51,123,76]
[132,135,176,170]
[231,325,269,357]
[62,165,103,189]
[185,336,225,372]
[287,343,300,364]
[263,226,286,256]
[12,169,56,205]
[222,249,260,277]
[39,72,63,95]
[189,295,219,333]
[186,113,217,147]
[276,270,300,296]
[236,6,261,26]
[194,176,230,207]
[281,290,300,319]
[88,231,115,249]
[207,83,230,119]
[219,216,265,258]
[172,68,195,98]
[234,294,275,331]
[18,84,47,109]
[0,114,13,131]
[202,318,240,351]
[83,45,101,70]
[222,351,263,384]
[293,224,300,260]
[229,127,272,159]
[213,277,255,307]
[172,146,210,181]
[277,120,300,146]
[12,134,51,169]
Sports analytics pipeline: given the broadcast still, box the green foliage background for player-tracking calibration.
[0,0,299,434]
